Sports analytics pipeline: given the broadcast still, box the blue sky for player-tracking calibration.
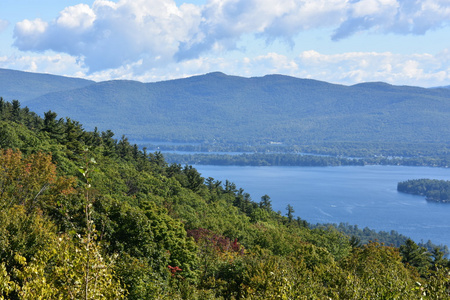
[1,0,450,87]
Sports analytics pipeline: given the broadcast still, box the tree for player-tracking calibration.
[286,204,295,222]
[260,194,272,211]
[0,122,21,149]
[75,152,126,300]
[182,165,204,192]
[11,100,21,122]
[0,97,5,118]
[0,149,76,213]
[64,118,85,158]
[337,242,421,299]
[400,239,432,276]
[42,111,64,141]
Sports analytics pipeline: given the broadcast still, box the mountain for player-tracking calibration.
[1,69,450,150]
[0,68,94,102]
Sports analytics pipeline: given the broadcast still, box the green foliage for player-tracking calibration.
[0,99,449,298]
[12,234,125,300]
[337,242,421,299]
[0,262,14,299]
[285,204,295,222]
[316,222,449,256]
[400,239,433,276]
[142,201,198,281]
[164,151,450,168]
[0,121,43,152]
[0,206,125,300]
[398,179,450,202]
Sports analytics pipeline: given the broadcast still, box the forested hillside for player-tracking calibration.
[2,69,449,158]
[0,68,94,102]
[1,98,449,299]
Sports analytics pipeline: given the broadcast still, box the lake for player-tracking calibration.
[194,165,450,247]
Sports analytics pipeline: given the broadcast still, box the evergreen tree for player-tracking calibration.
[400,239,432,275]
[43,110,64,141]
[286,204,295,222]
[260,194,272,211]
[11,100,21,122]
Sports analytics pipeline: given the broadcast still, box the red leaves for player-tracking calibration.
[187,228,244,255]
[168,265,182,276]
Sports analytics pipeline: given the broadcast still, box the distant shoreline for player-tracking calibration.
[162,152,449,168]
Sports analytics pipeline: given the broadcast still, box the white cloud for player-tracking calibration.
[333,0,450,40]
[295,50,450,86]
[7,0,450,86]
[105,49,450,87]
[1,48,449,87]
[15,19,48,35]
[13,19,49,50]
[56,4,96,30]
[0,53,86,76]
[352,0,398,17]
[12,0,450,74]
[14,0,202,72]
[177,0,348,59]
[246,52,299,75]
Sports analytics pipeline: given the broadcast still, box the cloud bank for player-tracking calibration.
[2,47,449,87]
[5,0,450,86]
[13,0,450,73]
[14,1,201,72]
[332,0,450,40]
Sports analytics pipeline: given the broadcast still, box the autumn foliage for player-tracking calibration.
[0,149,76,213]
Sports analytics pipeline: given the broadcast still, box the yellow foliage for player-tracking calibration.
[0,149,76,213]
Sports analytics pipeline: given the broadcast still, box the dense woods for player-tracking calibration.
[163,152,450,168]
[398,179,450,203]
[1,98,449,299]
[3,69,450,161]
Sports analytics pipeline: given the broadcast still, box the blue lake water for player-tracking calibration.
[194,165,450,247]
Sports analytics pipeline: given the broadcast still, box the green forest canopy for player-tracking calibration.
[0,98,449,299]
[398,179,450,203]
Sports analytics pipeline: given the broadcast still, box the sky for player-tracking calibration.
[1,0,450,87]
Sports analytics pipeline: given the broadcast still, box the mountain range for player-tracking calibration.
[1,68,449,151]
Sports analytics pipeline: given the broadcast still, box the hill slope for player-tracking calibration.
[23,72,450,148]
[0,68,94,102]
[1,98,449,299]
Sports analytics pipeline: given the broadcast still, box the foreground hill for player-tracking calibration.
[1,100,449,299]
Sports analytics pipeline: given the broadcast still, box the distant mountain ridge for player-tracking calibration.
[0,68,94,102]
[1,69,449,150]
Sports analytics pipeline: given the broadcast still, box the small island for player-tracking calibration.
[397,179,450,203]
